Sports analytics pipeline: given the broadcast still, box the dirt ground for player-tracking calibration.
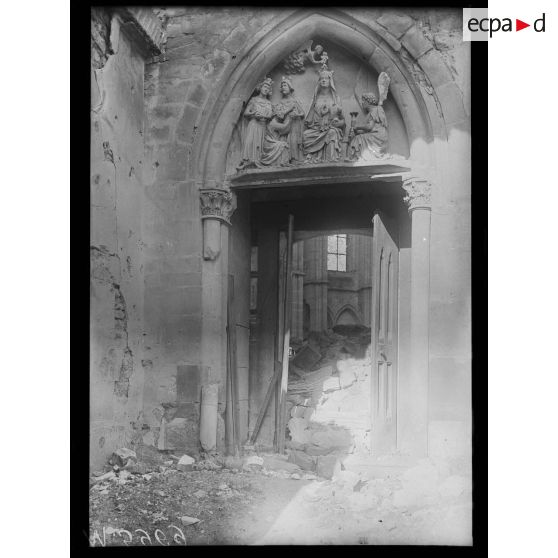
[89,453,472,546]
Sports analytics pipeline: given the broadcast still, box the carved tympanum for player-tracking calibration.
[235,48,393,171]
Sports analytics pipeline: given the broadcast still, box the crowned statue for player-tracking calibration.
[302,66,346,163]
[237,77,274,170]
[260,76,305,166]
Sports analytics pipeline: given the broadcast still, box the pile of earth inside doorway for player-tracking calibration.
[285,325,373,479]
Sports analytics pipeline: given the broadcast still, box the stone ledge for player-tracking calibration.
[229,159,411,190]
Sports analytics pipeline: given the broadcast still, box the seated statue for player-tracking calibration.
[260,76,305,166]
[348,92,388,161]
[348,72,391,162]
[302,67,346,163]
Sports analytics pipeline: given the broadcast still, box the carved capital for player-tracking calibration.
[402,175,432,211]
[199,188,237,225]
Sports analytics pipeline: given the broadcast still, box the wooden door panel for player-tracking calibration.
[371,212,399,455]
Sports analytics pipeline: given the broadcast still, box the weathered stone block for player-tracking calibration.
[176,103,201,144]
[288,449,316,472]
[417,49,453,89]
[311,428,353,451]
[338,366,357,389]
[176,365,202,403]
[322,376,341,392]
[187,83,207,107]
[152,104,183,121]
[378,30,401,53]
[222,24,249,53]
[156,80,191,105]
[164,417,189,450]
[163,287,202,316]
[287,417,311,445]
[177,454,195,471]
[292,344,321,370]
[377,13,414,39]
[315,455,340,479]
[434,82,467,126]
[149,125,170,141]
[401,25,434,59]
[304,444,333,456]
[262,455,302,474]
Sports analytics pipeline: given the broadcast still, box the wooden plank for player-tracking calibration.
[248,360,282,445]
[226,274,240,455]
[274,231,287,451]
[277,214,294,453]
[229,275,240,454]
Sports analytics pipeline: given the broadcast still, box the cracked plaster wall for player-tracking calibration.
[90,9,147,469]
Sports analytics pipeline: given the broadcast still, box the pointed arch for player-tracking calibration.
[192,8,454,187]
[334,304,362,326]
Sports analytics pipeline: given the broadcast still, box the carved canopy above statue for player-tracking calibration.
[226,39,410,177]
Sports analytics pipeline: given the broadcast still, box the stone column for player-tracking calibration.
[291,241,305,342]
[199,185,236,452]
[401,175,432,457]
[303,236,328,333]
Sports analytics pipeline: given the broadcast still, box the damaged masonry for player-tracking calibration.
[90,6,472,546]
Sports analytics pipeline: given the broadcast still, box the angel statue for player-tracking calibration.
[236,77,274,170]
[302,66,346,163]
[348,72,391,162]
[306,43,329,69]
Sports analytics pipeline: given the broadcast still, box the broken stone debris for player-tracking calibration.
[109,448,137,468]
[177,454,195,471]
[242,455,264,471]
[285,328,372,477]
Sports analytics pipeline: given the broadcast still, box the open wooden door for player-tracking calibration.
[370,211,399,454]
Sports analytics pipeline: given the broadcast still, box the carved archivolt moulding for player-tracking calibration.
[402,175,432,211]
[199,188,237,225]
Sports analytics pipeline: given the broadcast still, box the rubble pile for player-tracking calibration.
[285,325,373,478]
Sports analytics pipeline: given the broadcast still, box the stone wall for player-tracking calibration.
[91,7,471,462]
[90,8,148,469]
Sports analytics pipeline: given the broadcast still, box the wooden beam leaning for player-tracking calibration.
[277,214,294,453]
[226,274,240,455]
[274,230,287,451]
[248,360,282,446]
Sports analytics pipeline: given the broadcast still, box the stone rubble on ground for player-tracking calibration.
[284,326,373,478]
[177,454,196,471]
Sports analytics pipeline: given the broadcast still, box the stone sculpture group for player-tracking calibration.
[236,56,391,171]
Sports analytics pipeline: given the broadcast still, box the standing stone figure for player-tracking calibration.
[348,72,390,161]
[237,77,274,170]
[267,76,305,164]
[302,67,346,163]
